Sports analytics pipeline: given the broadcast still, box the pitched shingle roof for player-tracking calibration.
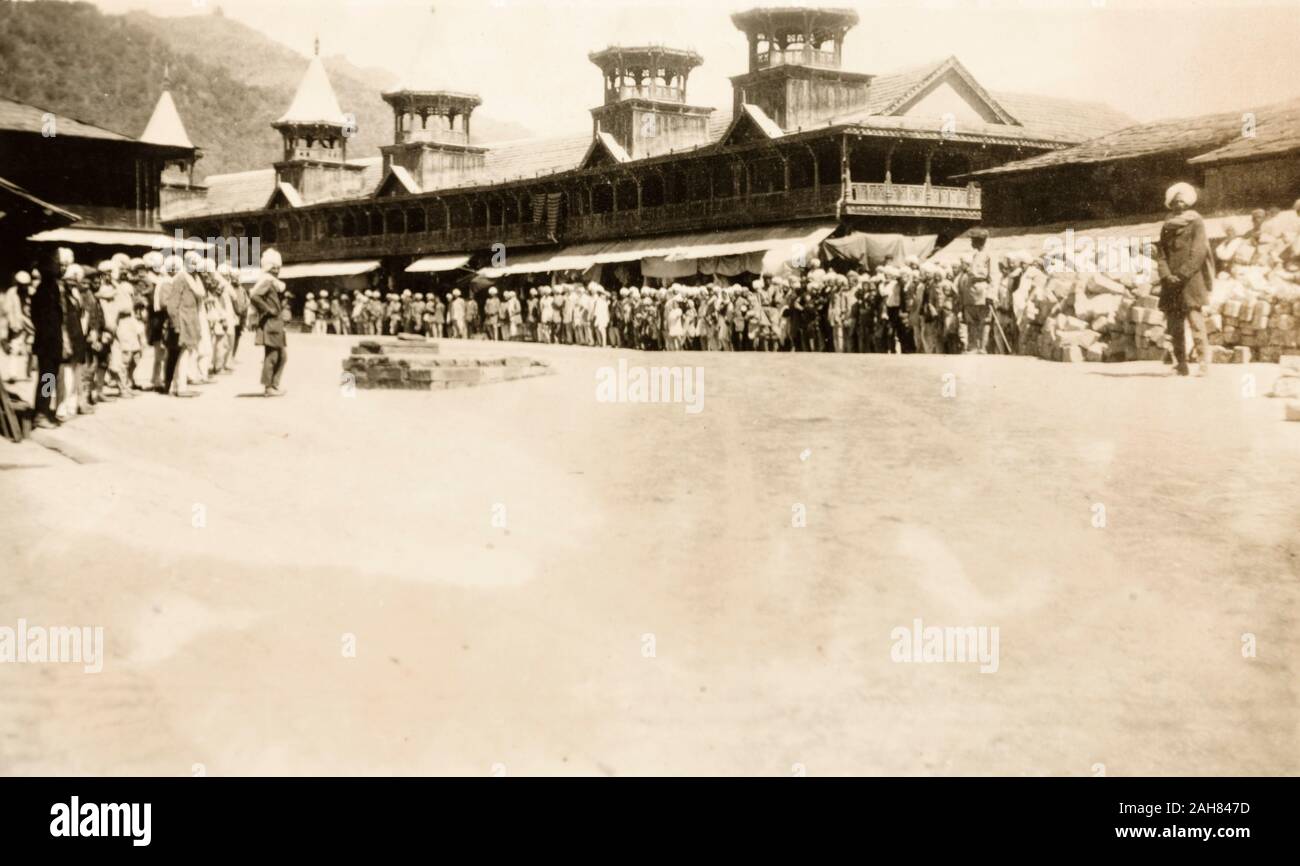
[277,55,348,127]
[0,95,134,142]
[863,57,1018,124]
[862,60,943,115]
[989,91,1136,146]
[837,56,1133,145]
[1187,99,1300,165]
[141,90,194,149]
[968,97,1300,178]
[447,110,736,189]
[164,156,385,219]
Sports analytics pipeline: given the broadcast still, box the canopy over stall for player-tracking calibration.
[820,233,937,269]
[277,259,380,280]
[478,222,838,279]
[27,226,213,250]
[405,254,471,274]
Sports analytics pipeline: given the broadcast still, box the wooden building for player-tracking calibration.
[162,6,1133,288]
[0,176,78,276]
[0,90,199,262]
[964,96,1300,227]
[141,74,207,216]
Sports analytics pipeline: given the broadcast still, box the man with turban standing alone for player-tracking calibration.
[251,249,288,396]
[1155,182,1213,377]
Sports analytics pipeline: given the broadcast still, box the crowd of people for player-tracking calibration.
[2,241,1021,434]
[11,186,1284,429]
[0,246,290,429]
[307,237,1017,356]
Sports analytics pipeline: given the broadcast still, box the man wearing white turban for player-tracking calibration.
[250,249,288,396]
[1163,182,1197,210]
[1155,183,1213,376]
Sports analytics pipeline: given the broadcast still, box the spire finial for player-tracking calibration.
[162,63,171,90]
[314,35,320,57]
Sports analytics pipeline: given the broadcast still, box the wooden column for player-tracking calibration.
[804,144,820,194]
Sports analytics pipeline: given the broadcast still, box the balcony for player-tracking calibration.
[564,185,842,242]
[270,220,553,261]
[844,183,981,220]
[611,83,686,103]
[608,84,685,104]
[756,47,839,70]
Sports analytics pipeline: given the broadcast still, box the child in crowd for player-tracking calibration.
[115,304,147,392]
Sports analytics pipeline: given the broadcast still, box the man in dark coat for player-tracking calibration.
[1155,182,1214,377]
[29,254,65,427]
[250,249,287,396]
[61,263,90,416]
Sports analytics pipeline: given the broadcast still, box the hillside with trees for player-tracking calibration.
[0,0,530,178]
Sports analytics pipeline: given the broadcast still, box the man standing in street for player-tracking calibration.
[483,287,501,340]
[29,251,65,428]
[961,229,997,354]
[165,252,205,397]
[450,289,467,338]
[828,276,852,352]
[251,249,288,396]
[1155,182,1214,377]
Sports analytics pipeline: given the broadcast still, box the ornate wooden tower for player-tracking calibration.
[271,40,367,204]
[379,88,487,192]
[141,69,206,212]
[729,7,870,131]
[588,46,714,160]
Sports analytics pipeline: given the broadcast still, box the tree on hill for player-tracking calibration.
[0,1,530,178]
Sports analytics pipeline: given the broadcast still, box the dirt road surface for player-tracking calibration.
[2,335,1296,776]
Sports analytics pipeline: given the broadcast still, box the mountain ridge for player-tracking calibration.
[0,1,531,178]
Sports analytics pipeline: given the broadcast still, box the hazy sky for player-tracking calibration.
[87,0,1300,138]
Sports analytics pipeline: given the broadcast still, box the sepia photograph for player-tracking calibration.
[0,0,1296,849]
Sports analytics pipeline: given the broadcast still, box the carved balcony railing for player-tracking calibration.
[563,185,843,242]
[609,84,686,103]
[267,220,554,261]
[845,183,982,218]
[755,47,839,69]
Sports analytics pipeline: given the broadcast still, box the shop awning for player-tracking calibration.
[26,226,213,250]
[405,254,471,274]
[477,246,600,278]
[930,212,1263,265]
[821,233,938,268]
[658,223,837,262]
[478,222,837,278]
[278,260,380,280]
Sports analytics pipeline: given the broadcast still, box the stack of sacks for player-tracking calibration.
[1207,265,1300,364]
[999,208,1300,364]
[1013,263,1153,363]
